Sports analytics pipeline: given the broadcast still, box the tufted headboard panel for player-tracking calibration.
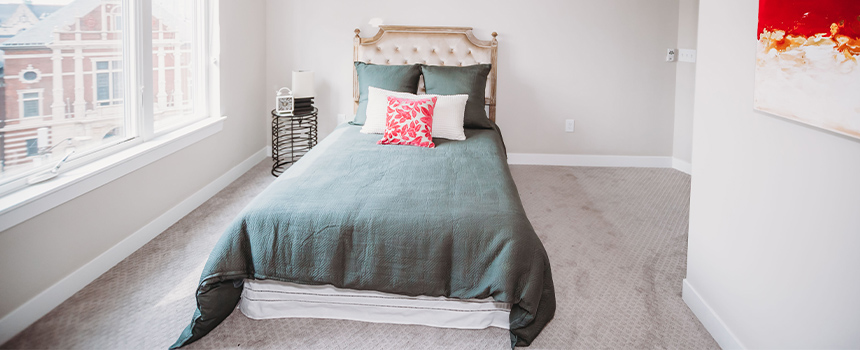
[353,25,498,122]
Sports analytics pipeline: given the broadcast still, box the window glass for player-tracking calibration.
[23,99,40,118]
[95,60,123,106]
[0,0,210,192]
[0,0,126,183]
[112,72,123,102]
[25,139,38,157]
[97,73,111,102]
[152,0,199,132]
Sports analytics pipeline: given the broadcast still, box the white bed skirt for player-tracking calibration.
[238,279,511,330]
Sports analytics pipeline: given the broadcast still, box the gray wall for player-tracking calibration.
[686,0,860,347]
[266,0,683,157]
[0,0,268,320]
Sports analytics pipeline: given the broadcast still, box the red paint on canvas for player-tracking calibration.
[758,0,860,38]
[755,0,860,141]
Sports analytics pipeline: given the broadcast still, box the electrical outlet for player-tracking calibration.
[565,119,575,133]
[666,48,676,62]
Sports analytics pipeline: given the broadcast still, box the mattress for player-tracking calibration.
[239,279,511,329]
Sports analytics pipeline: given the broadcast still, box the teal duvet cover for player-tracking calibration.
[171,124,555,348]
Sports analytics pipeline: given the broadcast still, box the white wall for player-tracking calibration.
[672,0,698,166]
[685,0,860,348]
[266,0,682,157]
[0,0,268,321]
[265,0,293,145]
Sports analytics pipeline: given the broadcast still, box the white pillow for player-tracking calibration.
[361,86,468,141]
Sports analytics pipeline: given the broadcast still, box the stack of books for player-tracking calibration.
[294,98,315,114]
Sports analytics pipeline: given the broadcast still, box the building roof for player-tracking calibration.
[0,0,189,49]
[0,0,102,48]
[0,3,62,23]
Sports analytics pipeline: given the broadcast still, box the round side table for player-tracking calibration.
[271,108,318,176]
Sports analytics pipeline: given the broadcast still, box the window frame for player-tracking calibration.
[148,0,210,137]
[92,59,124,106]
[0,0,219,201]
[18,66,42,84]
[17,88,44,119]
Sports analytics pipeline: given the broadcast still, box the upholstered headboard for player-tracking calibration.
[353,25,498,122]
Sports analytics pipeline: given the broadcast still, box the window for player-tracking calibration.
[25,139,38,157]
[110,5,122,31]
[152,0,202,132]
[0,0,215,195]
[18,90,42,118]
[95,60,123,106]
[22,93,39,117]
[18,65,43,84]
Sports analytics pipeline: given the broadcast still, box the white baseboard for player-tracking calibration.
[0,147,268,345]
[507,153,673,168]
[682,279,745,349]
[265,145,272,158]
[505,153,694,175]
[672,158,692,175]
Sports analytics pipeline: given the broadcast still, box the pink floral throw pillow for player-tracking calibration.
[378,96,438,148]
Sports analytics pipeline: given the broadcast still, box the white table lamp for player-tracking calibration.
[291,71,315,114]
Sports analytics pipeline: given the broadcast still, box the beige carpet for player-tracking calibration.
[1,161,719,349]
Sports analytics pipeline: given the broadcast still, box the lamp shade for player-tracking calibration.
[291,71,315,98]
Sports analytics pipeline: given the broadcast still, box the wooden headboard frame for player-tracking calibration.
[353,25,499,122]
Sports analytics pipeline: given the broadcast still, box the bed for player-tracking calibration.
[171,26,555,349]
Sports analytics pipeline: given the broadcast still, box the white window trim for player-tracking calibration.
[17,88,44,119]
[0,0,221,232]
[0,116,225,233]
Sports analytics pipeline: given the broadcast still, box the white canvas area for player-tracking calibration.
[238,279,511,330]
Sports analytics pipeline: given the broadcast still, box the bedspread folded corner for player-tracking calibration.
[170,277,245,349]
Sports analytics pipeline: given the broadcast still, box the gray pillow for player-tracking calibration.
[420,64,492,129]
[353,62,422,125]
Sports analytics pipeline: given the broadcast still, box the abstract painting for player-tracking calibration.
[755,0,860,139]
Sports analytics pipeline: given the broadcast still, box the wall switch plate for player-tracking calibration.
[678,49,697,62]
[565,119,575,133]
[666,48,676,62]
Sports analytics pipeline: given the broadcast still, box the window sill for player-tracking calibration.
[0,116,226,233]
